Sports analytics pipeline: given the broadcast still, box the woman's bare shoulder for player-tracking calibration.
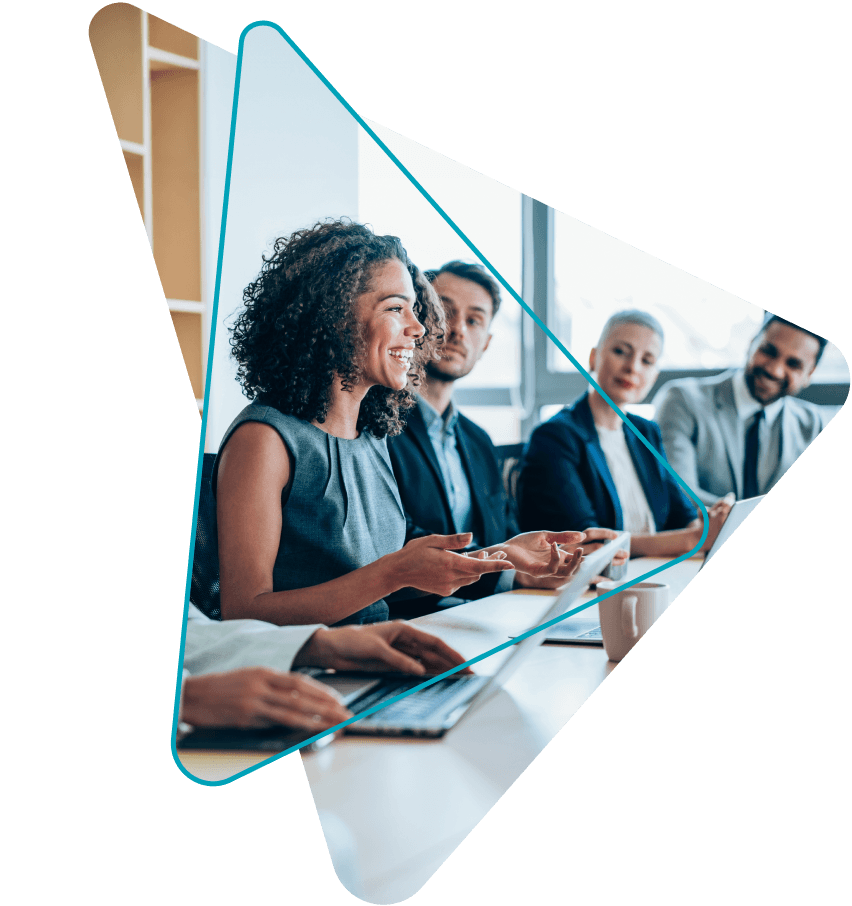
[218,421,292,490]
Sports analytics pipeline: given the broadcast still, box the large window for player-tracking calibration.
[549,210,848,390]
[358,133,847,442]
[550,211,765,373]
[358,123,522,392]
[813,339,849,382]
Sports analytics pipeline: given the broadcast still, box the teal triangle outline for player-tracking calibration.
[170,20,713,786]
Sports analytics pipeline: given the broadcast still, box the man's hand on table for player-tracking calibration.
[181,668,352,731]
[292,622,473,676]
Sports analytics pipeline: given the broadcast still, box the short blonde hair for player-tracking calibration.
[597,309,664,350]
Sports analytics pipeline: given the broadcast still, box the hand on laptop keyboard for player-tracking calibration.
[293,621,473,676]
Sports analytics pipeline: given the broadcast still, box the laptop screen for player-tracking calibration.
[477,531,631,693]
[701,495,765,566]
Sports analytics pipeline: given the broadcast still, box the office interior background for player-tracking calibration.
[90,5,849,455]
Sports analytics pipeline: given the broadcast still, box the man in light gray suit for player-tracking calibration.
[654,315,829,506]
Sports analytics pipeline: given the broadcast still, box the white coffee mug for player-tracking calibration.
[596,581,670,662]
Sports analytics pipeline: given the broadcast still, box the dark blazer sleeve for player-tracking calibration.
[643,420,698,530]
[501,461,521,540]
[387,423,507,601]
[453,418,518,598]
[400,503,434,544]
[387,424,454,538]
[518,417,601,532]
[457,417,519,543]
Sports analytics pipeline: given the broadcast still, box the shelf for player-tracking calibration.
[148,46,199,72]
[119,139,146,156]
[91,4,205,407]
[123,149,144,218]
[171,311,204,399]
[148,14,198,60]
[168,298,204,314]
[150,66,200,301]
[89,4,144,145]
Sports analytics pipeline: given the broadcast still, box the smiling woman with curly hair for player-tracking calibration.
[230,220,443,438]
[213,220,515,626]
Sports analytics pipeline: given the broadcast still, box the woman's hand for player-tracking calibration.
[570,527,630,581]
[699,498,733,552]
[391,533,514,598]
[513,570,575,590]
[488,531,586,579]
[510,528,630,589]
[181,668,352,730]
[685,498,733,553]
[294,622,473,676]
[558,527,617,554]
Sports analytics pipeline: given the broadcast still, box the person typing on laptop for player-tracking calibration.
[179,602,472,734]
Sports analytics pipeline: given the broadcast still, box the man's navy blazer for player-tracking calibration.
[518,393,697,534]
[387,402,518,601]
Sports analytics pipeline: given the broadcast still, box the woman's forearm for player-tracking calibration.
[220,536,512,624]
[629,525,701,558]
[220,555,401,626]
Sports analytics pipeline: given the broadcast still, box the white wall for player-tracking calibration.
[203,25,359,451]
[199,41,235,407]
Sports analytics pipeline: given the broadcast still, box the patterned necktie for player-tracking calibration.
[742,409,765,499]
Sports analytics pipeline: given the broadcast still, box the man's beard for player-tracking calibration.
[425,360,466,384]
[745,365,788,404]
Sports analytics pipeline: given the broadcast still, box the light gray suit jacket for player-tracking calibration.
[653,370,826,505]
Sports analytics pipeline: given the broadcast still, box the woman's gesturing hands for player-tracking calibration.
[488,531,588,580]
[390,533,514,598]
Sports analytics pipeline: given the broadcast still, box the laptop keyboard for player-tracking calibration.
[577,626,603,640]
[347,675,489,729]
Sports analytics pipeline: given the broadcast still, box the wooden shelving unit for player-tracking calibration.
[90,4,205,412]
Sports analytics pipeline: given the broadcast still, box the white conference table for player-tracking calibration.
[178,555,701,902]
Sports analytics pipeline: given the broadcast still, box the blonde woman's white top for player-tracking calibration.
[594,423,657,534]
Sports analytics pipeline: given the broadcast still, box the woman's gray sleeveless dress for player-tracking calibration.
[213,402,406,625]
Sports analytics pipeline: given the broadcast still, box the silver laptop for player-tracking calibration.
[544,496,767,647]
[315,533,629,737]
[543,533,630,646]
[542,606,606,646]
[701,494,765,566]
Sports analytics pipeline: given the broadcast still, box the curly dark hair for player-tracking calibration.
[230,219,444,438]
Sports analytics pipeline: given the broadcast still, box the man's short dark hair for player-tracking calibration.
[759,313,828,366]
[426,260,502,318]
